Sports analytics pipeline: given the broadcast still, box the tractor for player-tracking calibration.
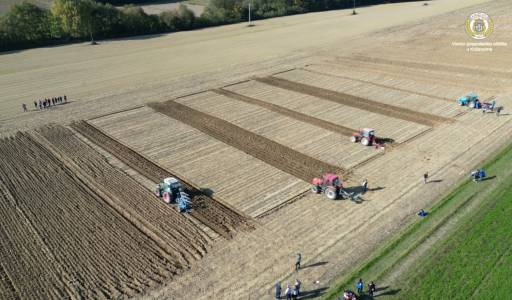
[311,173,355,200]
[457,92,480,108]
[350,128,375,146]
[155,177,191,212]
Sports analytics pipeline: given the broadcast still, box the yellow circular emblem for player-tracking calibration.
[466,12,494,40]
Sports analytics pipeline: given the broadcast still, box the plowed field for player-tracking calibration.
[257,75,452,126]
[0,133,182,299]
[149,100,347,181]
[37,125,211,261]
[71,121,255,238]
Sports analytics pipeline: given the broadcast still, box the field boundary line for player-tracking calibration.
[255,189,310,219]
[301,66,453,102]
[88,105,145,121]
[255,76,452,127]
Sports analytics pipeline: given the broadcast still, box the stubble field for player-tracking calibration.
[2,0,512,299]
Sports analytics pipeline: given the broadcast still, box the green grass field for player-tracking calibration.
[324,142,512,299]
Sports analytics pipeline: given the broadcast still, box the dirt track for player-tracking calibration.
[149,100,347,181]
[256,76,452,127]
[0,133,182,299]
[71,121,254,239]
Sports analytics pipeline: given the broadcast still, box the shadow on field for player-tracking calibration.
[480,176,496,182]
[199,187,215,197]
[302,261,328,269]
[428,179,443,183]
[297,287,328,299]
[358,286,402,299]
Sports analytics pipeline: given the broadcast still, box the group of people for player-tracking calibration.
[275,279,301,300]
[22,95,68,112]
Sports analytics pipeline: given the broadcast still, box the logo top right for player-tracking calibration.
[466,12,494,40]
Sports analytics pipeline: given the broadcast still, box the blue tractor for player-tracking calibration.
[457,92,481,108]
[470,169,486,182]
[155,177,191,212]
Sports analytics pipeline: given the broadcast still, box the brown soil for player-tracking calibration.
[36,125,211,263]
[149,101,348,182]
[71,121,254,239]
[256,76,453,127]
[0,133,182,299]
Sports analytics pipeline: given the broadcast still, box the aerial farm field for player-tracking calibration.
[1,0,511,299]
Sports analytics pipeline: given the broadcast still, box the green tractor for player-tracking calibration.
[155,177,191,212]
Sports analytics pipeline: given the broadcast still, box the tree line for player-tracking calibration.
[0,0,422,52]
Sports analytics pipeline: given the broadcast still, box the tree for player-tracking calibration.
[0,2,52,41]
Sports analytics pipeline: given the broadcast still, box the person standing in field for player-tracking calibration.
[294,279,301,296]
[285,284,292,300]
[496,106,502,116]
[423,172,429,184]
[275,282,281,299]
[368,281,376,296]
[64,95,67,102]
[356,278,364,295]
[361,179,368,194]
[22,104,27,112]
[295,253,302,271]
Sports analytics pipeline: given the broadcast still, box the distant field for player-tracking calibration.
[138,1,206,15]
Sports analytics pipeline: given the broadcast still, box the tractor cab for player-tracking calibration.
[155,177,191,212]
[351,128,376,146]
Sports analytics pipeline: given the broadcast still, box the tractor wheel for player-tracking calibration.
[155,187,161,197]
[162,192,171,204]
[325,188,337,200]
[350,136,358,143]
[361,138,370,146]
[311,185,320,194]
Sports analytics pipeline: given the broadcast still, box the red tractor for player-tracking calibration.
[350,128,375,146]
[311,173,343,200]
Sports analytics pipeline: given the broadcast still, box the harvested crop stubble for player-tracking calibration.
[256,76,451,127]
[214,88,356,136]
[149,100,348,182]
[0,133,181,299]
[71,121,254,239]
[37,125,211,263]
